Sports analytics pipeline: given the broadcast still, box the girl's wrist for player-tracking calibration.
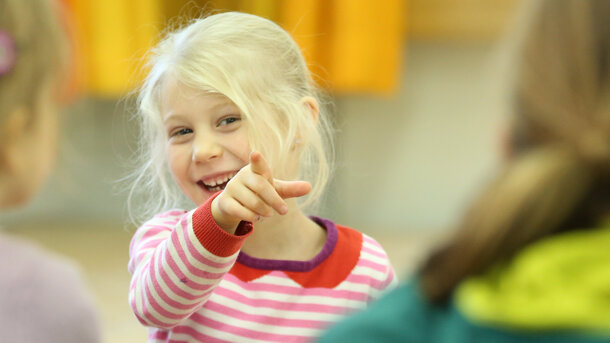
[211,196,241,234]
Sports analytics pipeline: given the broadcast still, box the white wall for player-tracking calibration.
[326,42,507,234]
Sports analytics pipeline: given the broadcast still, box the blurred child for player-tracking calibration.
[127,11,397,342]
[319,0,610,342]
[0,0,100,341]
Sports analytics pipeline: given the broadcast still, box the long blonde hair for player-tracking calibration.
[127,12,334,224]
[421,0,610,303]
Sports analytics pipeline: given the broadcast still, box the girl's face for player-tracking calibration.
[161,77,251,206]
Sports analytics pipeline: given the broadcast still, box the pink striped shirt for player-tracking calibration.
[128,196,397,342]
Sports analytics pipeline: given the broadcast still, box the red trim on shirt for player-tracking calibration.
[191,192,253,257]
[229,225,363,288]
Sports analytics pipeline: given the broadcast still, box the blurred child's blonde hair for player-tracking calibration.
[128,12,334,224]
[0,0,67,125]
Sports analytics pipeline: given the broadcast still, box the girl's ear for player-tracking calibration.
[300,96,319,123]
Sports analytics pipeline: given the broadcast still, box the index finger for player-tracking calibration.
[249,151,273,182]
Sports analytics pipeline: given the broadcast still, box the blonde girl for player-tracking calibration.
[128,12,397,342]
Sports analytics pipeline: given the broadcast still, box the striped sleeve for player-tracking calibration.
[361,234,399,300]
[128,194,252,329]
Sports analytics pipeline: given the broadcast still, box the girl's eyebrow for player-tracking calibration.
[163,112,187,124]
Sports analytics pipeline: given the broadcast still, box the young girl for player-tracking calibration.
[127,12,397,342]
[319,0,610,342]
[0,0,100,341]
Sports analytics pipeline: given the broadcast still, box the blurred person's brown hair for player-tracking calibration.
[420,0,610,303]
[0,0,68,207]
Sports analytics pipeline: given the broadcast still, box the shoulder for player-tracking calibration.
[310,219,396,289]
[333,223,391,263]
[130,209,188,242]
[0,234,101,342]
[141,209,189,227]
[335,223,395,282]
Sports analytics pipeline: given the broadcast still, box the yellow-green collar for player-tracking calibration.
[456,226,610,333]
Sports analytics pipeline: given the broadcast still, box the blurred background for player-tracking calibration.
[0,0,521,342]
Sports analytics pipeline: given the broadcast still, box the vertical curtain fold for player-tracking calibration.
[60,0,405,98]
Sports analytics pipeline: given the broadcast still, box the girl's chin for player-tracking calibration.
[190,188,217,206]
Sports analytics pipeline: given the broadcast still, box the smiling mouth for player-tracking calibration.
[197,171,238,192]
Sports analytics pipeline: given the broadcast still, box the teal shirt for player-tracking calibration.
[319,227,610,343]
[318,281,610,343]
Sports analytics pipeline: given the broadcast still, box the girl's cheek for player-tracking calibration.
[166,146,187,174]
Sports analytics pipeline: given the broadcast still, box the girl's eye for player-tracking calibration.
[171,128,193,137]
[218,116,240,127]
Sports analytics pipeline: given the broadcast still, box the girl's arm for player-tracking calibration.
[127,193,251,329]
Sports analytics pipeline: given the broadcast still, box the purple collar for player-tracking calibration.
[236,216,337,272]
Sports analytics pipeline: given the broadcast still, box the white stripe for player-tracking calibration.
[359,250,390,265]
[153,256,211,307]
[362,235,387,254]
[139,276,178,327]
[209,292,351,321]
[201,304,325,336]
[165,235,227,286]
[244,272,382,297]
[171,322,273,343]
[220,278,368,309]
[351,265,387,280]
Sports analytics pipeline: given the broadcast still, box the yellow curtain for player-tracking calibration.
[62,0,405,97]
[62,0,162,98]
[281,0,405,95]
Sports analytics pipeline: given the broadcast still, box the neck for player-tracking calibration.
[240,198,327,261]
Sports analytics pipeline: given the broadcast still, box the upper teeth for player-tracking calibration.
[204,171,237,187]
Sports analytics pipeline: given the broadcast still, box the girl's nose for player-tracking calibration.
[192,136,223,162]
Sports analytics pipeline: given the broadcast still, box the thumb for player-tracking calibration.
[274,179,312,199]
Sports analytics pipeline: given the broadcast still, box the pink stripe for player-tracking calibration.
[361,245,386,259]
[151,258,215,310]
[150,329,168,340]
[204,300,330,329]
[224,274,369,302]
[362,235,382,246]
[155,210,186,218]
[381,269,396,289]
[159,260,215,300]
[171,325,239,343]
[165,230,226,280]
[141,225,171,237]
[178,223,235,269]
[143,272,184,319]
[144,278,188,321]
[345,274,388,290]
[139,238,167,253]
[158,258,214,300]
[164,246,224,289]
[188,312,311,342]
[139,283,173,328]
[130,225,168,254]
[129,291,150,326]
[213,287,350,314]
[357,259,388,273]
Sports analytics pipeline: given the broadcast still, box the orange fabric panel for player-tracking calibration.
[280,0,405,95]
[60,0,404,97]
[61,0,162,97]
